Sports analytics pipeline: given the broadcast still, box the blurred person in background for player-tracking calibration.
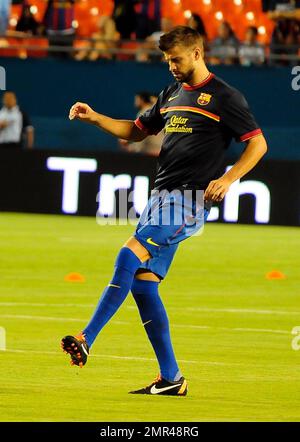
[270,18,300,65]
[0,0,11,35]
[146,17,173,44]
[136,0,161,39]
[262,0,300,15]
[74,15,119,61]
[113,0,137,39]
[0,91,34,149]
[16,2,42,35]
[119,91,162,156]
[209,21,239,65]
[150,92,159,104]
[186,13,207,47]
[43,0,77,59]
[239,26,265,66]
[263,0,300,65]
[136,17,173,62]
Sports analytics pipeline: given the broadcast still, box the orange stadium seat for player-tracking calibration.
[10,4,22,18]
[32,0,47,21]
[75,2,99,37]
[160,0,274,44]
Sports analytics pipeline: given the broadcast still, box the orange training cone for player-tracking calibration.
[265,270,286,280]
[64,272,85,282]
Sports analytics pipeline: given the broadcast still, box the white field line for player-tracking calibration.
[1,348,250,366]
[131,304,300,316]
[1,302,299,316]
[0,302,95,308]
[1,348,198,365]
[129,305,300,317]
[186,307,300,316]
[173,324,289,335]
[0,314,290,335]
[0,314,128,325]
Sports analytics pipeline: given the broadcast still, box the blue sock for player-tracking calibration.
[131,279,181,382]
[83,247,141,348]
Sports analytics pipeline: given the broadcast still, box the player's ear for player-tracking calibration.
[194,47,202,61]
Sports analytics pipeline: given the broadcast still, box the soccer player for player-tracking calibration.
[62,26,267,396]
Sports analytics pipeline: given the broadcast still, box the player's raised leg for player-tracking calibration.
[61,237,151,367]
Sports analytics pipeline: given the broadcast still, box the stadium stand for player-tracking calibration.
[4,0,279,60]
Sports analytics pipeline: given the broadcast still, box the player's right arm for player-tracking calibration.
[69,102,147,142]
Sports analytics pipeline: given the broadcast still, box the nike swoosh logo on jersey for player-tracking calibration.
[150,383,182,394]
[168,94,179,102]
[146,237,160,246]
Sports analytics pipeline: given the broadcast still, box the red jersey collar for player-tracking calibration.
[183,72,214,91]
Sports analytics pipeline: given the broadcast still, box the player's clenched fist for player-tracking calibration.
[69,102,97,124]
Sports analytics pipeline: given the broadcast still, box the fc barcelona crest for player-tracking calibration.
[197,93,212,106]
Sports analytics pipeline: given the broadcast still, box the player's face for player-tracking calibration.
[164,45,197,83]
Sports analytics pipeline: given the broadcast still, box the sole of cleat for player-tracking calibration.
[61,335,89,367]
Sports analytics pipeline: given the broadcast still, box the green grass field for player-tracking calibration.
[0,212,299,422]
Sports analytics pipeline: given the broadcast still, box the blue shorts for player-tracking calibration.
[134,188,211,279]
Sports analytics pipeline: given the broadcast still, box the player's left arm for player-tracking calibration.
[204,133,267,202]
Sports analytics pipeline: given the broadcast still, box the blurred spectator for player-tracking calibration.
[264,1,300,65]
[262,0,300,14]
[186,13,208,60]
[16,3,42,35]
[239,26,265,66]
[136,0,161,39]
[0,91,34,149]
[113,0,137,39]
[270,18,300,64]
[186,13,207,44]
[43,0,77,59]
[147,17,173,44]
[209,21,239,65]
[0,0,11,35]
[74,16,119,61]
[136,17,173,62]
[119,91,162,156]
[150,93,159,104]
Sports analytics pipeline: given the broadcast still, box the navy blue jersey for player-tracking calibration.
[43,0,75,32]
[135,72,262,191]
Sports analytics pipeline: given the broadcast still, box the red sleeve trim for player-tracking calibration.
[134,117,149,134]
[134,117,161,135]
[240,128,262,142]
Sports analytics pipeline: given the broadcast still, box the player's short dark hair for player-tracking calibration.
[159,26,203,52]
